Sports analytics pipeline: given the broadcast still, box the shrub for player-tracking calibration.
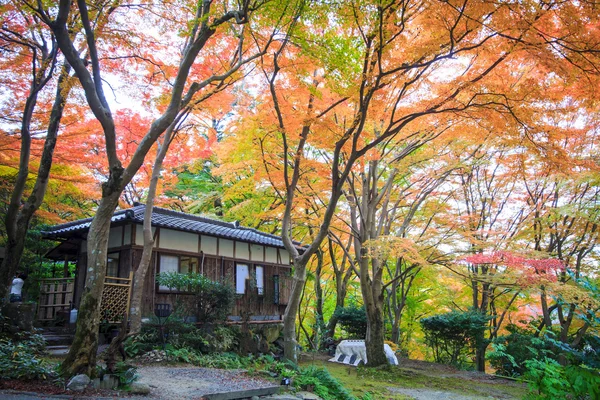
[293,366,354,400]
[0,314,54,381]
[156,272,235,323]
[0,339,55,380]
[333,305,367,339]
[523,358,600,399]
[420,309,489,367]
[488,329,557,377]
[112,362,139,386]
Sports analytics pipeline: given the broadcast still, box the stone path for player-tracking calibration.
[136,366,277,399]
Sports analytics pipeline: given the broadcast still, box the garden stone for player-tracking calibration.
[130,382,151,394]
[296,391,322,400]
[261,324,282,343]
[1,303,34,332]
[67,374,90,391]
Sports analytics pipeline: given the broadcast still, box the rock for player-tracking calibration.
[260,395,303,400]
[67,374,91,391]
[251,396,260,400]
[1,303,35,332]
[262,324,282,343]
[296,391,322,400]
[129,382,151,395]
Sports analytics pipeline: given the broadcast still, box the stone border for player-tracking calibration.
[203,385,281,400]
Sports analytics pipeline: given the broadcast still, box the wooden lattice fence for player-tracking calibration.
[37,277,74,321]
[100,272,133,324]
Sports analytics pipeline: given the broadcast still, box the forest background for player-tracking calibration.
[1,0,599,380]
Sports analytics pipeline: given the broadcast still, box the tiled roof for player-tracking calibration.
[43,204,298,249]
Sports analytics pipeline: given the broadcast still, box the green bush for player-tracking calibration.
[488,329,557,377]
[333,305,367,339]
[0,314,54,381]
[0,339,55,380]
[124,316,239,357]
[420,309,489,367]
[523,358,600,399]
[293,366,354,400]
[156,272,235,323]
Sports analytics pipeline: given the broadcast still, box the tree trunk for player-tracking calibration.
[129,125,175,334]
[364,291,387,366]
[283,257,307,363]
[324,281,346,341]
[0,62,71,297]
[313,249,325,349]
[360,258,387,367]
[0,229,27,297]
[61,192,121,377]
[475,343,488,373]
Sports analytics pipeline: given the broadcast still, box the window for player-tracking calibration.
[107,252,120,277]
[158,254,200,291]
[236,264,249,294]
[180,256,198,274]
[159,254,179,291]
[256,266,264,296]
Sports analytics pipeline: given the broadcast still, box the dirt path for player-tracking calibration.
[136,365,276,399]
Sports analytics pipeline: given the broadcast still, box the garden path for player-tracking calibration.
[135,365,276,399]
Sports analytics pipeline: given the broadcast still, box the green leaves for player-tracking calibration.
[523,359,600,400]
[420,309,490,367]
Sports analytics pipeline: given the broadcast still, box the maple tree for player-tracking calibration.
[22,0,298,376]
[230,0,600,365]
[0,2,87,295]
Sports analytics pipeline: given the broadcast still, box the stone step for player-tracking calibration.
[42,334,74,346]
[46,345,70,356]
[203,386,281,400]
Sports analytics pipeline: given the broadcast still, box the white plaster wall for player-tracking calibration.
[265,247,278,264]
[108,226,123,248]
[219,239,234,258]
[201,235,217,255]
[280,249,290,265]
[250,244,264,262]
[134,224,156,246]
[159,229,198,252]
[236,241,250,260]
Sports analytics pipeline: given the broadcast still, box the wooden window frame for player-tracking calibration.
[156,253,200,293]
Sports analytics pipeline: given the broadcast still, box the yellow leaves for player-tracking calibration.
[365,236,429,266]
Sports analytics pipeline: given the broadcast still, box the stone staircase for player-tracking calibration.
[40,327,74,356]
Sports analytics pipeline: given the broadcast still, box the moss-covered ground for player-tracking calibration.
[299,355,528,400]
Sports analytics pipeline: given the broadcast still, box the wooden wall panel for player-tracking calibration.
[73,252,87,309]
[119,249,131,278]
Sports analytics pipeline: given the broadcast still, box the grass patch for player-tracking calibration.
[300,358,528,400]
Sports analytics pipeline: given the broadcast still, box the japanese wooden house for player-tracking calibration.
[41,203,295,323]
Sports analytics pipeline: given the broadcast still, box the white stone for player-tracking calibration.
[67,374,91,391]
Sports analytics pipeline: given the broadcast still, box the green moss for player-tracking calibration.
[299,359,528,400]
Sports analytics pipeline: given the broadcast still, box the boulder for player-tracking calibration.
[261,324,282,343]
[67,374,91,391]
[1,303,35,332]
[129,382,151,395]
